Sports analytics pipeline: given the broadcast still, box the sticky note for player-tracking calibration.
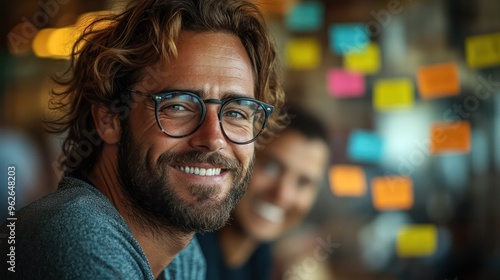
[371,176,413,211]
[430,121,471,155]
[347,130,384,163]
[329,165,367,196]
[285,38,321,70]
[327,69,365,98]
[373,78,414,111]
[344,43,381,74]
[396,225,437,257]
[417,63,460,99]
[465,33,500,69]
[286,2,324,31]
[329,24,369,54]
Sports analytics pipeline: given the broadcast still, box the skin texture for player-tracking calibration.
[88,31,256,278]
[220,129,329,267]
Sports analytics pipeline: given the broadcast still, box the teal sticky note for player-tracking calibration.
[286,2,324,31]
[329,24,370,54]
[347,130,384,163]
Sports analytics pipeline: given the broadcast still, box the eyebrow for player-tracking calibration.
[260,155,285,171]
[261,154,319,186]
[157,88,253,101]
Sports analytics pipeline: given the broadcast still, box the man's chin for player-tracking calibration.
[185,184,228,203]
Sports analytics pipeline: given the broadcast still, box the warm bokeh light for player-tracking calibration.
[47,26,78,58]
[32,28,56,58]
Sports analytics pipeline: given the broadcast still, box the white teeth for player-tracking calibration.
[253,200,285,223]
[176,166,222,177]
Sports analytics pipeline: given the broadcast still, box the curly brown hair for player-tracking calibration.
[46,0,286,172]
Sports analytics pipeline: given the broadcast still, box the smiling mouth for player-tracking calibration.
[175,166,222,176]
[253,199,285,223]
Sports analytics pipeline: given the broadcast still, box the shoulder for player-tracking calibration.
[14,176,128,238]
[0,176,153,279]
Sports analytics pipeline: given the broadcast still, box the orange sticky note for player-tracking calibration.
[396,224,438,257]
[465,33,500,69]
[430,121,471,155]
[417,63,460,99]
[329,165,367,196]
[371,176,413,211]
[285,38,321,70]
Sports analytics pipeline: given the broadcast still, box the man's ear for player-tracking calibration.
[91,103,121,145]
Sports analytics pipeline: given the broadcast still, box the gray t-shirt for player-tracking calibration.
[0,175,206,279]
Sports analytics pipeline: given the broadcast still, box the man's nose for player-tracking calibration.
[268,174,296,208]
[188,107,228,152]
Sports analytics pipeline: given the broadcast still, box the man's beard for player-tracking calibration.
[116,121,253,234]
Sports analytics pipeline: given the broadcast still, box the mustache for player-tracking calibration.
[156,150,242,170]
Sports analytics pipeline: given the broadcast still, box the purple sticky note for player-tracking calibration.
[327,69,365,98]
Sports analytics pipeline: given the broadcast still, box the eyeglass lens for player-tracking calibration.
[156,92,267,143]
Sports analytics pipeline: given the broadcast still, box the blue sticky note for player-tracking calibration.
[286,2,324,31]
[329,24,370,54]
[347,130,384,163]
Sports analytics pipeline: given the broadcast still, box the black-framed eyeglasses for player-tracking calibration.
[130,90,274,145]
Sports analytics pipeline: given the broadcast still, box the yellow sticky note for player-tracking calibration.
[373,78,414,111]
[396,225,438,257]
[344,43,381,74]
[466,33,500,69]
[286,38,321,70]
[329,165,367,197]
[371,176,414,211]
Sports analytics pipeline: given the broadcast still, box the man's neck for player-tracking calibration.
[126,215,193,278]
[219,223,259,268]
[86,154,193,278]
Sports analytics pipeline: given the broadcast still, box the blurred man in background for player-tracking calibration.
[197,108,330,279]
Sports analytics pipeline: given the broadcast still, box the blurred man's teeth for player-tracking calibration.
[253,200,285,223]
[176,166,221,176]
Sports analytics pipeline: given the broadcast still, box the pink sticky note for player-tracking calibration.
[327,69,365,98]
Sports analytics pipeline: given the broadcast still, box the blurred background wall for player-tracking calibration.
[1,0,499,279]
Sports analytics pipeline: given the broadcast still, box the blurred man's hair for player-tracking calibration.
[285,107,329,145]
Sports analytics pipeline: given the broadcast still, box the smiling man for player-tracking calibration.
[0,0,285,279]
[197,108,330,280]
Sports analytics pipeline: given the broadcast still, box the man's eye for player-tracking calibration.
[159,103,192,113]
[296,177,313,190]
[262,161,280,176]
[169,104,186,111]
[224,110,248,120]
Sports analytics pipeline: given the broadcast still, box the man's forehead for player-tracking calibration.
[260,133,328,170]
[135,31,255,97]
